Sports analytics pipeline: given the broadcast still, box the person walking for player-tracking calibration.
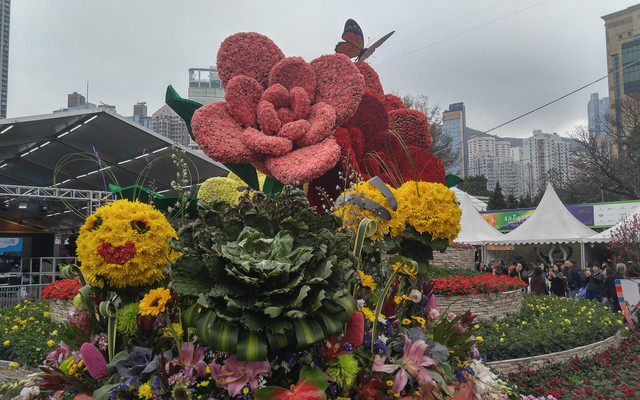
[566,260,585,300]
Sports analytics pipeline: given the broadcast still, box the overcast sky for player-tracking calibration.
[6,0,637,138]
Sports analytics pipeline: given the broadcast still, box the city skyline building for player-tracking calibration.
[188,66,225,105]
[467,135,522,197]
[587,92,610,136]
[602,4,640,153]
[522,130,573,197]
[0,0,8,119]
[150,104,190,146]
[128,102,152,130]
[442,102,466,177]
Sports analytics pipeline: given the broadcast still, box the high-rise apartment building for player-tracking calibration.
[0,0,9,118]
[442,102,466,177]
[467,135,522,197]
[188,67,225,105]
[602,4,640,153]
[522,130,572,196]
[151,105,190,146]
[587,93,610,136]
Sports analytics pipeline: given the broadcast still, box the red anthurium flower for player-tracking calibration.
[254,366,328,400]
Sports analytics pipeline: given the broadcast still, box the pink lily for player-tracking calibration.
[210,355,271,397]
[372,334,435,394]
[166,342,209,379]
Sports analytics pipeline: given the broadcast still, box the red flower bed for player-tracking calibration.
[432,274,527,296]
[41,277,82,301]
[509,331,640,399]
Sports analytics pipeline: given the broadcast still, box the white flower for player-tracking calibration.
[377,334,388,344]
[356,299,365,308]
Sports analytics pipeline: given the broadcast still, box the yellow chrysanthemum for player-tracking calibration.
[392,181,461,242]
[197,177,245,204]
[76,199,179,288]
[138,383,154,400]
[8,362,18,370]
[357,270,377,291]
[392,261,417,278]
[334,181,403,239]
[139,287,172,316]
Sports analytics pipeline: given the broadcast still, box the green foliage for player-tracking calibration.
[169,189,354,335]
[487,181,507,211]
[476,294,624,361]
[0,300,61,367]
[456,175,490,197]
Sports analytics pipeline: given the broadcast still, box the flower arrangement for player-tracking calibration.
[0,25,522,400]
[476,294,625,362]
[191,32,365,184]
[75,199,180,288]
[42,277,83,301]
[432,275,528,296]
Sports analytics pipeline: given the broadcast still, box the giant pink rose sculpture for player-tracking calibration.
[191,32,365,184]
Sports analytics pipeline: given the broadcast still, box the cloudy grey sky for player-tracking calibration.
[6,0,637,138]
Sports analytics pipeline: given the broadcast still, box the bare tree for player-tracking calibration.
[568,97,640,202]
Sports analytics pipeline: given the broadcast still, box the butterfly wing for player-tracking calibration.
[359,30,395,62]
[335,19,366,59]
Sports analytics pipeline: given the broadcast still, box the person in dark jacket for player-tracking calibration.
[548,264,566,297]
[603,263,625,313]
[566,260,585,300]
[529,266,549,296]
[509,263,529,286]
[584,263,605,303]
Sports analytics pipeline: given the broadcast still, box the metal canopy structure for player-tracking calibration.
[0,109,228,233]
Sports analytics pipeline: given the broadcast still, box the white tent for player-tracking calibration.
[587,205,640,243]
[486,184,598,245]
[484,184,598,267]
[453,193,504,245]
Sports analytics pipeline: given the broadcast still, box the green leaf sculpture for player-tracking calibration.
[170,189,356,360]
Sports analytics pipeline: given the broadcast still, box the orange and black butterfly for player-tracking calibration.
[335,19,395,62]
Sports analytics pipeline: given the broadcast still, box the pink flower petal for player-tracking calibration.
[256,101,281,135]
[265,138,341,184]
[192,102,260,163]
[269,56,317,96]
[278,108,294,124]
[261,83,290,109]
[310,53,364,126]
[217,32,284,89]
[225,75,264,128]
[278,120,310,141]
[290,86,311,120]
[242,127,292,156]
[295,102,336,147]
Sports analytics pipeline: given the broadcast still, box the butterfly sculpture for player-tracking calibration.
[335,19,395,62]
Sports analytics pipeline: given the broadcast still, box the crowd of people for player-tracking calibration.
[475,258,640,313]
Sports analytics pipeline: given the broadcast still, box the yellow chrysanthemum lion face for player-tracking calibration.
[76,199,179,288]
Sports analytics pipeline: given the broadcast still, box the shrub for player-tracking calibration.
[432,274,527,296]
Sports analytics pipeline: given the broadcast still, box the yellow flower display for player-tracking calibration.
[139,287,172,316]
[334,180,403,239]
[357,270,377,291]
[76,199,179,288]
[391,181,461,242]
